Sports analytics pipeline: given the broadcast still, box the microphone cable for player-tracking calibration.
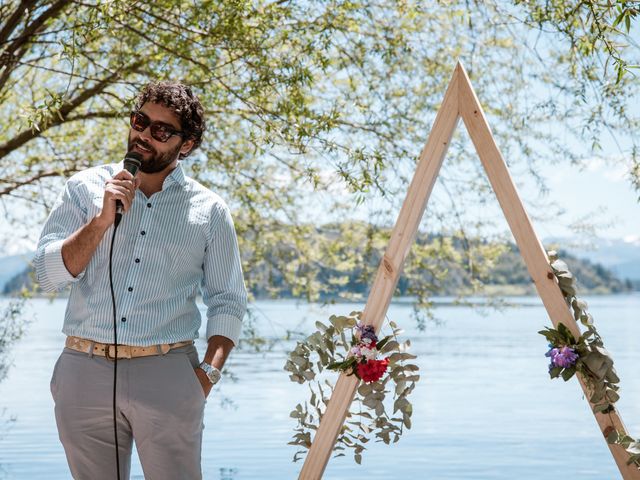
[108,219,122,480]
[106,152,141,480]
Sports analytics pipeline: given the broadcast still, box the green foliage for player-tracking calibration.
[539,321,620,413]
[540,250,640,469]
[607,430,640,467]
[1,0,639,301]
[0,297,30,384]
[515,0,639,84]
[284,311,419,464]
[540,250,621,413]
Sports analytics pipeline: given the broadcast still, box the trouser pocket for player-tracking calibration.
[50,350,64,400]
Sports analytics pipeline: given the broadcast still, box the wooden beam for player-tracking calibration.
[298,61,461,480]
[457,63,640,480]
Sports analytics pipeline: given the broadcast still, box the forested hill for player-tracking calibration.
[3,235,634,297]
[476,244,635,295]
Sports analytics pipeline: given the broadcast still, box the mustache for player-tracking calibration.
[131,140,154,153]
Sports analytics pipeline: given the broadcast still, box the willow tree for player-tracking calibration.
[0,1,638,337]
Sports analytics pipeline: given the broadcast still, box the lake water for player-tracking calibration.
[0,295,638,479]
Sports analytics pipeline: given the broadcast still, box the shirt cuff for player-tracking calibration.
[206,314,243,347]
[44,239,85,286]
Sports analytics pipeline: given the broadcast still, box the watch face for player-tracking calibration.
[201,363,221,384]
[210,369,221,382]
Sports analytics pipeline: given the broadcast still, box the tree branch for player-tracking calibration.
[0,0,37,46]
[64,111,123,122]
[0,0,72,93]
[0,60,143,160]
[0,167,80,197]
[1,0,71,68]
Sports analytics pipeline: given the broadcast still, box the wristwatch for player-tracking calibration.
[198,361,222,385]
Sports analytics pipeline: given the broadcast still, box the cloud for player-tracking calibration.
[582,155,631,182]
[623,234,640,245]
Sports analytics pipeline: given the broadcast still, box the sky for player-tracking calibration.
[535,156,639,242]
[428,145,638,244]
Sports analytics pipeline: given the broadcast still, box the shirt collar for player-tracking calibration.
[162,162,187,189]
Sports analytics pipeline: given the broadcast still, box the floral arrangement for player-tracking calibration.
[545,344,579,370]
[285,311,419,465]
[539,322,619,412]
[326,323,391,383]
[540,250,639,467]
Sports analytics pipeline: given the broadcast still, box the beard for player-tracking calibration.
[127,133,182,174]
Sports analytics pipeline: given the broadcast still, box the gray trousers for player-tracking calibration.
[50,343,206,480]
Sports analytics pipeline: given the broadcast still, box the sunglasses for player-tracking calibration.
[129,111,185,143]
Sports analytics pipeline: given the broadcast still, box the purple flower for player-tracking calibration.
[355,323,377,343]
[545,345,579,369]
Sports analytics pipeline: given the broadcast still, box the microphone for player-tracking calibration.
[114,151,142,227]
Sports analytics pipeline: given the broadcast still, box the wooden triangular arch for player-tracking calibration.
[299,62,639,479]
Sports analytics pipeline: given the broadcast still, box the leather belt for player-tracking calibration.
[65,335,194,360]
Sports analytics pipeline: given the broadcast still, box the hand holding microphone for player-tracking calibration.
[98,152,142,228]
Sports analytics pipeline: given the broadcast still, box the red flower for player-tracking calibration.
[356,358,389,383]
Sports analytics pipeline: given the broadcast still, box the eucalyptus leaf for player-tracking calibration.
[315,321,328,332]
[394,398,409,413]
[627,443,640,455]
[388,352,418,362]
[590,388,605,404]
[403,414,412,429]
[561,367,576,381]
[380,340,399,353]
[358,383,373,396]
[606,370,620,384]
[549,366,562,379]
[376,335,392,351]
[607,430,621,444]
[606,389,620,403]
[291,354,308,367]
[551,259,569,273]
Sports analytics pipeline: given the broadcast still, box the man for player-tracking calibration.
[34,81,247,479]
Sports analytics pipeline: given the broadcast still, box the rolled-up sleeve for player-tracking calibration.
[202,203,247,346]
[34,176,88,292]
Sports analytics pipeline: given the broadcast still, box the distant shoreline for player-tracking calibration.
[2,289,638,305]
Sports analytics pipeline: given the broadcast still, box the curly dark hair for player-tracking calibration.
[133,81,206,159]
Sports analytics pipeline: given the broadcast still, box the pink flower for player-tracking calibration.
[360,347,377,361]
[361,337,377,349]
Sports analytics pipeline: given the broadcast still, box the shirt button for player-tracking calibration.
[127,287,133,292]
[135,258,140,263]
[121,317,127,322]
[147,203,152,208]
[141,230,146,236]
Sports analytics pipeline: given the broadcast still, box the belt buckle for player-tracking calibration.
[105,344,131,361]
[105,345,115,362]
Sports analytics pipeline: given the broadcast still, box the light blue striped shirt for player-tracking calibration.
[34,162,247,346]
